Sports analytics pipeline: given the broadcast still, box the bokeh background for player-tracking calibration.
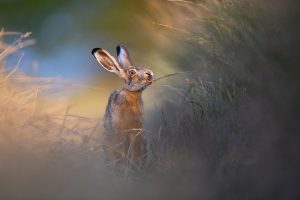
[1,0,300,199]
[0,0,177,117]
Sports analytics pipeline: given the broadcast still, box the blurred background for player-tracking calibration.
[0,0,175,117]
[1,0,300,199]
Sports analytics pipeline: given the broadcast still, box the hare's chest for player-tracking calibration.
[111,99,143,130]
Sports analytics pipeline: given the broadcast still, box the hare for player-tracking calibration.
[92,45,154,166]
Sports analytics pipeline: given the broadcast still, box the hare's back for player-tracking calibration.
[104,90,120,132]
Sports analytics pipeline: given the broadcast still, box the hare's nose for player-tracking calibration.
[145,71,153,79]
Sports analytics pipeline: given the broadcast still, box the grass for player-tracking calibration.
[144,0,300,198]
[0,30,105,172]
[0,32,99,149]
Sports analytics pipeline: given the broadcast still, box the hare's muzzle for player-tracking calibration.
[145,71,153,83]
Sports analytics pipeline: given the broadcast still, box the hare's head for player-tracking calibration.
[92,45,154,92]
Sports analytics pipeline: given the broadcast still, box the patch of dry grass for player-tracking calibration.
[0,30,104,165]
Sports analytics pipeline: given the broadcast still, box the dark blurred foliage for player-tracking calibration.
[145,0,300,199]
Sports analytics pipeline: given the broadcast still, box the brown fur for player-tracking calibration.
[92,45,153,166]
[103,88,145,165]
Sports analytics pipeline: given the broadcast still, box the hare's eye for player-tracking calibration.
[129,69,136,76]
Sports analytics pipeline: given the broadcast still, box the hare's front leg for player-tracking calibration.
[102,135,117,161]
[103,134,127,164]
[128,132,146,166]
[116,138,128,165]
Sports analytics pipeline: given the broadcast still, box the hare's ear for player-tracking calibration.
[92,48,125,78]
[116,45,133,69]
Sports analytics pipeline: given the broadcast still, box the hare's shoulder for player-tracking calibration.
[104,90,121,130]
[108,90,122,105]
